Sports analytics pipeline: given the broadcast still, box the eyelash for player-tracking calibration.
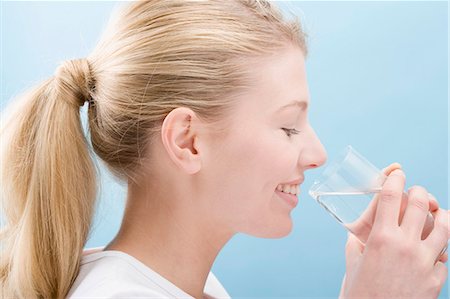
[282,128,301,137]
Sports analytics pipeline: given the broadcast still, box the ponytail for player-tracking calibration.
[0,0,311,297]
[0,59,99,298]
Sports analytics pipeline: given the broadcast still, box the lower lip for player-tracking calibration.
[275,190,299,208]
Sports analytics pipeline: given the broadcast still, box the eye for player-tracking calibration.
[282,128,301,138]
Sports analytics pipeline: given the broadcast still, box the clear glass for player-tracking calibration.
[309,145,447,260]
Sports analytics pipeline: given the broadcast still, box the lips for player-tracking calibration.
[275,189,299,208]
[280,177,304,185]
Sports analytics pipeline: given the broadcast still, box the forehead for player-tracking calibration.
[238,47,310,114]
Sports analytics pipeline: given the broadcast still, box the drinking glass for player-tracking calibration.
[309,145,447,259]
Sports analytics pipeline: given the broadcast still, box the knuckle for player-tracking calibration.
[396,240,415,258]
[407,186,429,211]
[380,188,401,203]
[408,185,427,193]
[368,228,421,257]
[409,195,429,212]
[369,229,396,248]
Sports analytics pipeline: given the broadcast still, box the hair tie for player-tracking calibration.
[54,58,96,108]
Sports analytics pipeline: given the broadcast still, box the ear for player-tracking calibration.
[160,107,202,174]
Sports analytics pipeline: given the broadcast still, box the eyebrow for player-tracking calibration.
[275,100,309,113]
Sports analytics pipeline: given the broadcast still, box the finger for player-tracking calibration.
[433,262,448,289]
[400,186,430,239]
[419,193,439,240]
[345,232,364,270]
[415,193,439,240]
[421,213,436,240]
[345,194,379,244]
[424,208,450,263]
[438,252,448,263]
[428,193,440,212]
[399,193,437,236]
[382,162,402,175]
[397,192,409,225]
[373,169,406,230]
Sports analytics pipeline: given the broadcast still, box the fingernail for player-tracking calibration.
[392,169,404,176]
[390,162,402,169]
[382,163,402,173]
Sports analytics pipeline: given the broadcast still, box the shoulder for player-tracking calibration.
[67,248,231,299]
[67,251,174,298]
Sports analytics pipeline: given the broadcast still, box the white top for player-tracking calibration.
[67,247,231,299]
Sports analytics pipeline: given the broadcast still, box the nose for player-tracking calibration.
[300,125,327,170]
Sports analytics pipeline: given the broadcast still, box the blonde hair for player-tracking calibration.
[0,0,307,297]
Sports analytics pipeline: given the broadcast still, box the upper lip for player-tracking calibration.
[280,177,304,185]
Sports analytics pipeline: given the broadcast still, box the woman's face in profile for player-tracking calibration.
[203,46,328,238]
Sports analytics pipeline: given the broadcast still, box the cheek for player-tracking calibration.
[204,128,298,219]
[226,130,297,192]
[205,129,283,204]
[253,133,298,184]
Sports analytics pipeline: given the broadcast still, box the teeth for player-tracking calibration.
[277,184,299,195]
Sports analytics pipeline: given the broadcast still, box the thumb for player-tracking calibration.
[345,232,364,270]
[382,162,402,176]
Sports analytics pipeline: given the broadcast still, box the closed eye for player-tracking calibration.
[282,128,301,137]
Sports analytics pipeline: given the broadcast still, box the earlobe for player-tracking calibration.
[160,107,202,174]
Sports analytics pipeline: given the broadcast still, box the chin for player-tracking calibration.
[248,218,293,239]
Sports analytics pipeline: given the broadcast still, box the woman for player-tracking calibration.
[1,0,448,298]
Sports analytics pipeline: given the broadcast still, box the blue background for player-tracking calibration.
[1,1,448,298]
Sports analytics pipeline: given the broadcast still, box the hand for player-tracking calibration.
[339,168,449,299]
[345,163,440,244]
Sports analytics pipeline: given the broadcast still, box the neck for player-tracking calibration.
[104,182,234,298]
